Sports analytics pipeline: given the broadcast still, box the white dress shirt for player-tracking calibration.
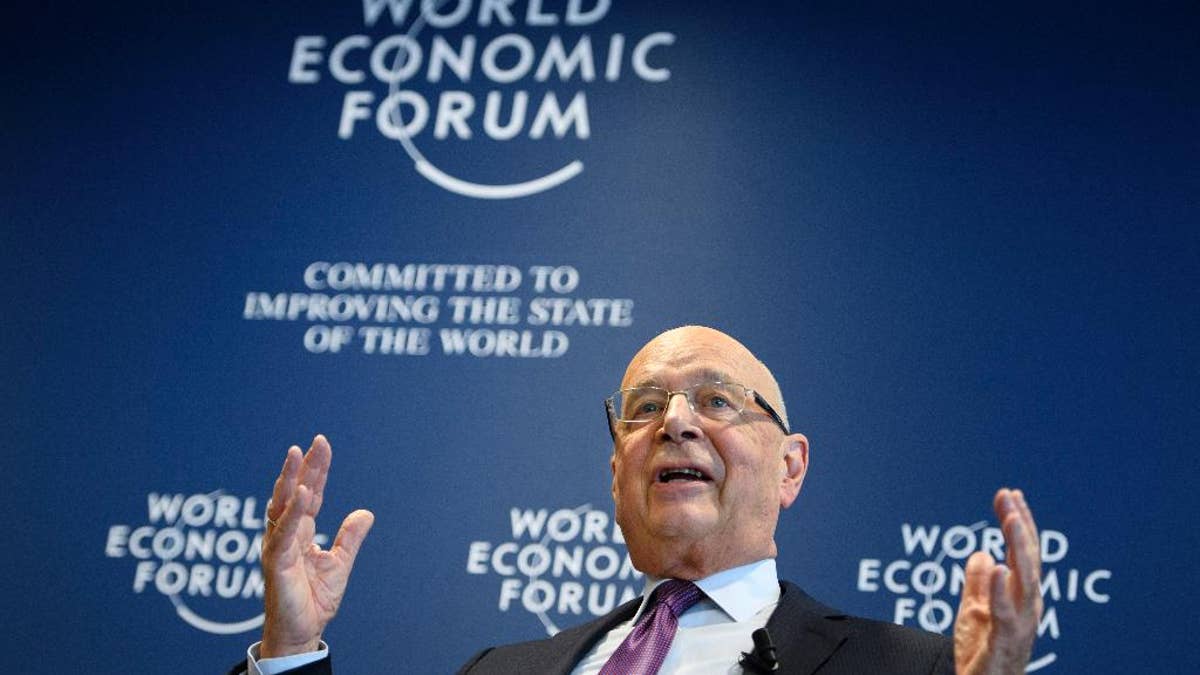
[243,640,328,675]
[570,558,781,675]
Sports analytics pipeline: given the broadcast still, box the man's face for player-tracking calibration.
[610,327,807,576]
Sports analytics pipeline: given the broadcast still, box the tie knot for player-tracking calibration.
[653,579,703,617]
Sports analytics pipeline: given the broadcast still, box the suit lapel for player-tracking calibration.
[766,581,851,675]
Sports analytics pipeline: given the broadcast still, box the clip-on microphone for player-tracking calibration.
[738,627,779,673]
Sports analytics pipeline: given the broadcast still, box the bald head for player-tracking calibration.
[621,326,789,429]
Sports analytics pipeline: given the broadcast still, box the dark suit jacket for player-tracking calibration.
[457,581,954,675]
[232,581,953,674]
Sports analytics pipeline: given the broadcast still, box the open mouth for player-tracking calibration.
[657,467,712,483]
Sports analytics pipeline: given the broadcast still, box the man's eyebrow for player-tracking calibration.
[695,368,735,384]
[630,368,736,389]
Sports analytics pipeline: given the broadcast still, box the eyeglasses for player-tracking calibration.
[604,381,790,439]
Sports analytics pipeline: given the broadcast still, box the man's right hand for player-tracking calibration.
[260,435,375,658]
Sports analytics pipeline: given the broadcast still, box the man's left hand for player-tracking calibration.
[954,488,1043,675]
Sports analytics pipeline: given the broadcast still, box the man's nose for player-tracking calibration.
[658,392,702,442]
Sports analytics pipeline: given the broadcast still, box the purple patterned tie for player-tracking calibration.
[598,579,704,675]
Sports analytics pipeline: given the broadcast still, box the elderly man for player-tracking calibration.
[239,326,1042,674]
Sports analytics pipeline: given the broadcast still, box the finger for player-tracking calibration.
[1000,515,1044,625]
[994,489,1033,609]
[988,564,1017,632]
[1000,490,1035,546]
[962,551,995,605]
[268,446,303,523]
[1001,513,1027,589]
[1013,490,1041,569]
[1007,491,1043,615]
[992,487,1016,521]
[332,509,376,565]
[1003,487,1041,578]
[994,489,1029,562]
[270,484,311,566]
[299,435,332,517]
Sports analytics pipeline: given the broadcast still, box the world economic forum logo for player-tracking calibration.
[466,504,641,634]
[856,520,1112,672]
[288,0,675,199]
[103,490,328,634]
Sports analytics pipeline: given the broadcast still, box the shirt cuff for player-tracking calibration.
[246,640,329,675]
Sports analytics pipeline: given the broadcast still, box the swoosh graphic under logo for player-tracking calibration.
[386,1,585,199]
[170,594,264,634]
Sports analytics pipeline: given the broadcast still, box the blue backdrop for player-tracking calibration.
[4,1,1197,673]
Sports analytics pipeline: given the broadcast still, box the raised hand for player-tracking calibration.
[260,435,375,657]
[954,488,1043,675]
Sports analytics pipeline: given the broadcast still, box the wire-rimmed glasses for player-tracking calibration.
[605,381,790,438]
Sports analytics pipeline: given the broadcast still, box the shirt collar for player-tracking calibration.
[635,558,780,623]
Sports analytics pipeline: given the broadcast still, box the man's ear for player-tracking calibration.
[778,433,809,509]
[610,452,618,501]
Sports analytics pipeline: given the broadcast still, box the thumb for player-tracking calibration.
[333,509,375,563]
